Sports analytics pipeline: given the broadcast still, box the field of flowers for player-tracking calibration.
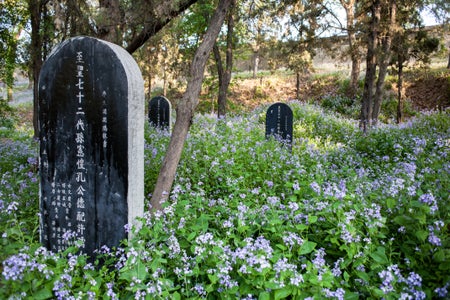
[1,101,449,299]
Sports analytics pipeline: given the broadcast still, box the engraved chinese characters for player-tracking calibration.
[265,102,293,150]
[148,96,171,130]
[38,36,144,256]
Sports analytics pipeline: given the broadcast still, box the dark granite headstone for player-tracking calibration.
[38,36,144,256]
[265,102,293,149]
[148,96,171,130]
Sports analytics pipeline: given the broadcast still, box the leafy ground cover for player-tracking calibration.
[1,101,449,299]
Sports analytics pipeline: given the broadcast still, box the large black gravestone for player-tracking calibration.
[148,96,171,130]
[265,102,293,149]
[38,36,144,256]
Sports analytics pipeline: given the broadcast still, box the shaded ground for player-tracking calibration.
[405,75,450,111]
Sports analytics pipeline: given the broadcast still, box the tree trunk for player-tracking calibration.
[252,50,259,78]
[296,72,301,100]
[372,0,396,125]
[341,0,360,97]
[360,0,380,132]
[350,56,361,96]
[98,0,124,44]
[215,3,235,119]
[147,73,152,100]
[447,50,450,69]
[150,0,233,211]
[28,0,45,138]
[7,87,13,102]
[397,54,404,124]
[213,44,224,116]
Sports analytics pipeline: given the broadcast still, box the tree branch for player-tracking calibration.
[125,0,198,53]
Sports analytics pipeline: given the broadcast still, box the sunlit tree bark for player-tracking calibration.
[360,0,380,132]
[340,0,361,97]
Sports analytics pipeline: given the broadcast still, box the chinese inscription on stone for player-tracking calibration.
[148,96,171,130]
[265,102,293,150]
[38,36,144,256]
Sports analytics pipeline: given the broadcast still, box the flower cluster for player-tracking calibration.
[1,104,449,299]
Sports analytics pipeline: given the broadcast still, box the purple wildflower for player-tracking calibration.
[310,182,321,194]
[193,283,207,296]
[407,272,422,288]
[323,288,345,300]
[434,283,449,298]
[428,231,442,246]
[419,193,438,214]
[2,253,29,281]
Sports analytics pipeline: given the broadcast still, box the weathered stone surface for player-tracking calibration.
[38,36,144,256]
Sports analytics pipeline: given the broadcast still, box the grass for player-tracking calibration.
[0,99,449,299]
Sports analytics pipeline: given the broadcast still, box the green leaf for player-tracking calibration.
[439,261,450,271]
[208,273,218,284]
[187,232,196,241]
[275,287,292,299]
[344,292,360,300]
[264,281,280,290]
[370,246,389,265]
[415,230,428,242]
[172,291,181,300]
[33,286,53,300]
[386,198,396,210]
[299,241,317,255]
[295,224,308,231]
[308,215,318,224]
[259,291,271,300]
[344,271,350,282]
[356,271,369,283]
[393,215,413,226]
[276,244,288,251]
[433,249,446,262]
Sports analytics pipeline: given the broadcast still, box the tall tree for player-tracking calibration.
[360,0,442,127]
[371,0,397,125]
[360,0,380,132]
[392,28,440,123]
[28,0,52,137]
[339,0,363,97]
[213,0,236,118]
[150,0,233,211]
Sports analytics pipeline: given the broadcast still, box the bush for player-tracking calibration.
[321,94,360,119]
[1,103,449,299]
[0,98,16,130]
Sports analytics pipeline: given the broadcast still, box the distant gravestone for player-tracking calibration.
[148,96,171,130]
[265,102,293,149]
[38,36,144,257]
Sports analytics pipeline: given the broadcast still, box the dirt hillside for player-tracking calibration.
[218,69,450,114]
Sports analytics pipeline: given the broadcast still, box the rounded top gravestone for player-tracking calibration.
[38,36,144,257]
[148,96,171,130]
[265,102,293,150]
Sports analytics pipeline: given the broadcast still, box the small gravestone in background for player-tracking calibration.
[148,96,171,130]
[38,36,144,257]
[265,102,293,150]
